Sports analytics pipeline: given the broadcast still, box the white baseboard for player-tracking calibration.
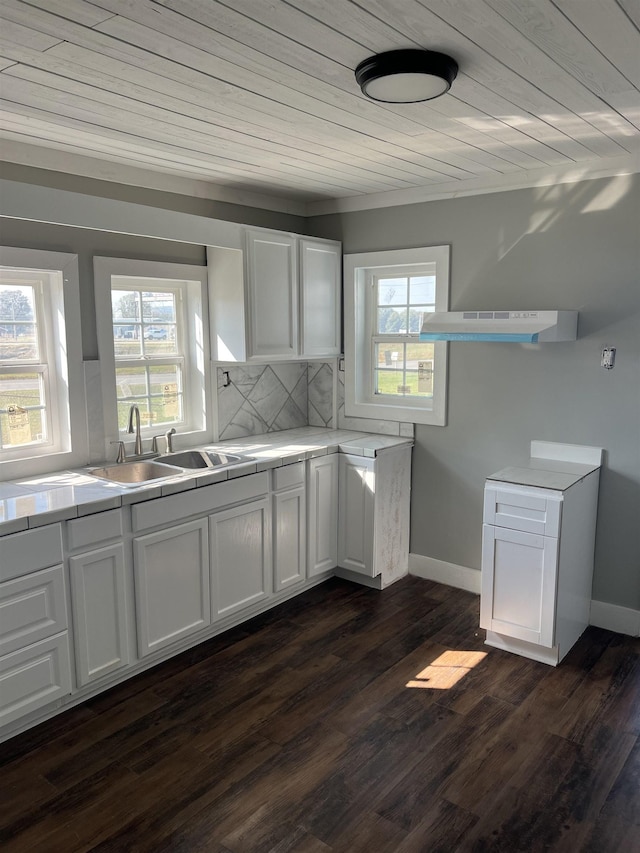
[409,553,640,638]
[590,600,640,637]
[408,553,481,595]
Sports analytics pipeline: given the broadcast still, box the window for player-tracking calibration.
[94,258,210,458]
[0,248,87,476]
[344,246,450,426]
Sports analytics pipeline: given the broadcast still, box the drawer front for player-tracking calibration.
[67,509,124,551]
[0,525,63,583]
[484,485,561,537]
[132,472,269,532]
[0,633,72,728]
[0,565,67,656]
[273,461,305,491]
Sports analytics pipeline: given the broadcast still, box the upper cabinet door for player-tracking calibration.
[299,239,341,357]
[245,230,298,359]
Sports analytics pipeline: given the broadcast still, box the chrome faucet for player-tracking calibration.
[127,405,143,456]
[165,427,176,453]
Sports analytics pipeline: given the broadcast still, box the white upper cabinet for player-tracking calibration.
[208,230,341,362]
[299,239,341,358]
[246,230,298,359]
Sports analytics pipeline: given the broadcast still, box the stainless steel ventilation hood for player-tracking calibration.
[419,310,578,342]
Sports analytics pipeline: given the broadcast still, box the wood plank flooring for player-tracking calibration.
[1,577,639,852]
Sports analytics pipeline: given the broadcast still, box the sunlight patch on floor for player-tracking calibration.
[406,650,487,690]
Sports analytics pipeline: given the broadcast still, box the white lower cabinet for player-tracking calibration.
[210,497,272,619]
[134,518,211,657]
[307,454,338,577]
[480,467,601,665]
[0,524,72,729]
[337,448,412,586]
[338,454,375,576]
[69,544,130,686]
[480,525,559,648]
[273,462,306,591]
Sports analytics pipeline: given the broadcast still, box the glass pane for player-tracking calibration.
[374,343,435,398]
[0,285,38,361]
[0,372,46,447]
[409,276,436,305]
[377,278,407,306]
[142,291,176,323]
[112,290,140,322]
[377,307,408,334]
[142,324,177,355]
[113,326,142,357]
[150,365,183,424]
[115,366,148,401]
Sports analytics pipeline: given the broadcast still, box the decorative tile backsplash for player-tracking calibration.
[216,360,413,440]
[217,363,312,440]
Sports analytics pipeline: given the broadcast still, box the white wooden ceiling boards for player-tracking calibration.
[0,0,638,215]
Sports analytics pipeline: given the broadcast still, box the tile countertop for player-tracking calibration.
[0,428,413,536]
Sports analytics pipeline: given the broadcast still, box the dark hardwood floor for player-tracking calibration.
[2,576,639,852]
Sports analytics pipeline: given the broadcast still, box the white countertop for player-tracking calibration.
[0,428,413,536]
[487,457,601,491]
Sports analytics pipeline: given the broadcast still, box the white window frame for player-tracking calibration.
[0,247,88,478]
[94,257,211,460]
[344,246,450,427]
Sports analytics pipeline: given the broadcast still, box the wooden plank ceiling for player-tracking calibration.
[0,0,639,213]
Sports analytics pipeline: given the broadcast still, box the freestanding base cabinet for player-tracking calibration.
[480,441,603,666]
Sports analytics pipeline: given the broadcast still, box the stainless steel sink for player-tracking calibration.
[157,449,243,469]
[87,459,183,486]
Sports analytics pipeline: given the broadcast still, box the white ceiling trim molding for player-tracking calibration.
[0,141,308,218]
[2,146,638,223]
[305,153,640,216]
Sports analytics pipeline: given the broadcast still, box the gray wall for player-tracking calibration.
[309,175,640,611]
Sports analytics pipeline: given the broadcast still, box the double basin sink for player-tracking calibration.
[88,450,244,487]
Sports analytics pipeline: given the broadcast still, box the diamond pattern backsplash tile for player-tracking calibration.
[217,363,310,440]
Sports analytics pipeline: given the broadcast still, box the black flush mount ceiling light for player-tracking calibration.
[355,48,458,103]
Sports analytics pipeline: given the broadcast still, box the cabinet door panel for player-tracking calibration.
[273,487,306,591]
[307,455,338,576]
[69,544,130,686]
[0,634,72,728]
[300,239,341,357]
[0,565,67,656]
[246,231,297,358]
[134,519,210,657]
[481,524,558,647]
[338,455,375,577]
[211,498,271,618]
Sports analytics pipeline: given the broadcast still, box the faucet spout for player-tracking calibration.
[127,405,143,456]
[165,427,177,453]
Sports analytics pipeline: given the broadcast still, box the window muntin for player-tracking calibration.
[111,281,186,433]
[373,271,436,400]
[0,271,55,451]
[0,248,86,477]
[95,257,209,459]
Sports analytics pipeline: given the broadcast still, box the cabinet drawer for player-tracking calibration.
[483,485,561,537]
[67,509,124,551]
[0,565,67,656]
[0,524,63,583]
[0,633,72,728]
[132,472,269,532]
[272,461,305,491]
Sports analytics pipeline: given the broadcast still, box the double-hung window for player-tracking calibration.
[95,258,210,458]
[344,246,450,426]
[0,247,86,477]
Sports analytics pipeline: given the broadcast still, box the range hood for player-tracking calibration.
[420,310,578,342]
